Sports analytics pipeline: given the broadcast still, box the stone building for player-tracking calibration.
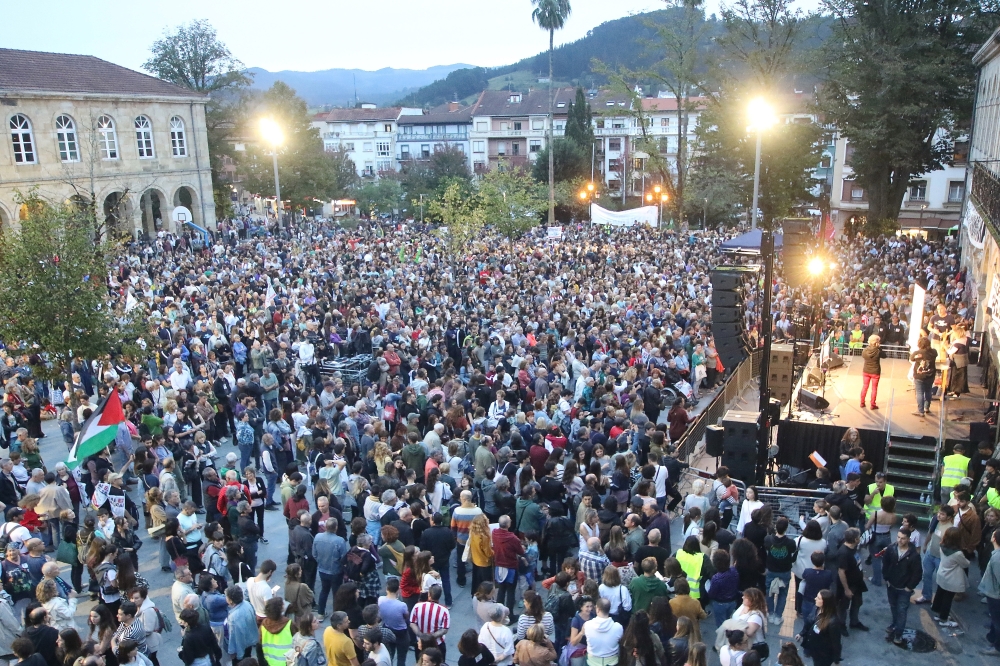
[0,48,216,235]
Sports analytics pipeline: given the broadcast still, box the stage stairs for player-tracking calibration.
[883,433,939,523]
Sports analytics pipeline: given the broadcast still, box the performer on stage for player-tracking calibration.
[860,335,884,410]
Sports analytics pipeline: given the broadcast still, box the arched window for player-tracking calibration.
[135,116,154,158]
[170,116,187,157]
[9,114,36,164]
[55,115,79,162]
[97,115,118,160]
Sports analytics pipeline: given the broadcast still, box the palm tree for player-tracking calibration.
[531,0,572,226]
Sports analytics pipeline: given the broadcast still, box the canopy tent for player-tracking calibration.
[719,228,784,253]
[590,203,658,228]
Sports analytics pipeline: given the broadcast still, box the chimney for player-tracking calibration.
[448,101,460,112]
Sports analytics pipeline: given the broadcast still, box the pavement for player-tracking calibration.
[21,405,1000,666]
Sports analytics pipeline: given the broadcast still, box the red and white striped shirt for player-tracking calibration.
[409,601,450,645]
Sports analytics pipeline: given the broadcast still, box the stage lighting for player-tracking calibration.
[808,257,825,276]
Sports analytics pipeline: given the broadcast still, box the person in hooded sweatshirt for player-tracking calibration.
[582,598,624,666]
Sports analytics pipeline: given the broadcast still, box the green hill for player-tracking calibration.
[395,8,832,108]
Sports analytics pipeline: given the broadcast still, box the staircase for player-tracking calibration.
[884,433,939,522]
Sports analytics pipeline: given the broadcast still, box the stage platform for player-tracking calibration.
[785,353,989,441]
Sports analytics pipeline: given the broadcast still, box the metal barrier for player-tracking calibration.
[842,343,912,360]
[756,486,829,537]
[675,350,763,459]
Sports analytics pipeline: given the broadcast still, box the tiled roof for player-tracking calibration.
[0,48,203,98]
[640,96,709,112]
[398,103,474,125]
[316,107,403,122]
[470,88,577,117]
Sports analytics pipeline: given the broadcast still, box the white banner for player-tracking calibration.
[964,200,986,250]
[547,226,563,239]
[590,204,659,228]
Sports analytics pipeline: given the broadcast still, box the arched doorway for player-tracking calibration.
[103,191,132,238]
[173,186,198,229]
[139,189,164,237]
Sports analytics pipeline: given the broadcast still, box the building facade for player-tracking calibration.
[0,48,215,234]
[396,102,473,170]
[311,104,422,177]
[961,25,1000,335]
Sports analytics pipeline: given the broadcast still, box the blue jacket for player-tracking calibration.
[202,590,229,625]
[226,600,258,656]
[313,531,348,576]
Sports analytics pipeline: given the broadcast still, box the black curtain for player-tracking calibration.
[776,420,886,481]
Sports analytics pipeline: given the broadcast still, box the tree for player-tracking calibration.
[143,20,253,217]
[478,166,547,237]
[531,0,573,227]
[564,88,594,152]
[428,182,485,256]
[0,193,147,381]
[532,139,590,186]
[428,147,471,189]
[355,178,405,219]
[715,0,805,90]
[239,82,343,209]
[818,0,996,228]
[694,90,823,228]
[596,1,711,224]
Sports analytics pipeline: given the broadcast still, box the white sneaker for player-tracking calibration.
[771,615,781,624]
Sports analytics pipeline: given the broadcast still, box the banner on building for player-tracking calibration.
[964,202,986,250]
[590,204,659,228]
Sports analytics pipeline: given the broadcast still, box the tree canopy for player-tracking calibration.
[0,194,147,379]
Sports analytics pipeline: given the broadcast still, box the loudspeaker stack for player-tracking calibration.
[721,410,762,484]
[769,343,795,406]
[782,219,811,289]
[710,267,758,371]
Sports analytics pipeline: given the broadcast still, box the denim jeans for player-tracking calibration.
[914,377,934,414]
[886,586,911,639]
[239,443,253,474]
[921,553,940,599]
[987,595,1000,650]
[455,545,467,586]
[392,627,410,666]
[765,570,792,617]
[317,571,342,615]
[801,600,816,624]
[264,472,278,505]
[869,533,891,586]
[438,563,453,606]
[711,600,737,628]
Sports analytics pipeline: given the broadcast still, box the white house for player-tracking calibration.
[310,104,421,177]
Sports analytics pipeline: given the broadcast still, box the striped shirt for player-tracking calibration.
[113,617,147,654]
[409,601,450,645]
[450,505,483,545]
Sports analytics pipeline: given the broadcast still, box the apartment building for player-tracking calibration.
[396,102,473,170]
[311,104,421,177]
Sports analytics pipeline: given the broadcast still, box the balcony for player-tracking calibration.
[972,162,1000,237]
[397,132,468,142]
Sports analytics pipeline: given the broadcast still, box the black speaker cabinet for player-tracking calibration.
[799,388,830,410]
[710,273,743,291]
[705,425,725,457]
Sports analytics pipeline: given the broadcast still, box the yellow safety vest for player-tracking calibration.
[987,488,1000,511]
[849,330,864,349]
[941,454,970,487]
[865,482,894,519]
[676,549,704,600]
[261,620,294,666]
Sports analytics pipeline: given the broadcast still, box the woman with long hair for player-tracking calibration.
[647,596,677,651]
[669,615,694,666]
[736,486,763,536]
[604,525,627,556]
[399,545,421,611]
[620,610,664,666]
[284,563,315,622]
[333,581,364,640]
[795,589,841,666]
[291,613,326,666]
[457,627,497,666]
[931,526,970,627]
[56,626,84,666]
[514,589,554,643]
[413,550,441,600]
[87,604,118,666]
[684,642,708,666]
[467,513,494,594]
[731,538,762,592]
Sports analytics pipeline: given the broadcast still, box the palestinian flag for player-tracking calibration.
[66,391,125,470]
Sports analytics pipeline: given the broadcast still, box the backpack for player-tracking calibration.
[0,523,19,553]
[343,548,373,581]
[153,605,173,633]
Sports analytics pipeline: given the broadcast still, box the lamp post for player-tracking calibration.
[579,182,597,223]
[259,118,284,220]
[704,198,708,229]
[747,98,777,230]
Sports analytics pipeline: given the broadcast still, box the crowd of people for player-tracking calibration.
[0,215,985,666]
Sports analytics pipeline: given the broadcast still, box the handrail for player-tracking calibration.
[675,349,762,459]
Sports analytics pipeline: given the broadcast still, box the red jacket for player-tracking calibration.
[216,481,250,515]
[492,527,525,569]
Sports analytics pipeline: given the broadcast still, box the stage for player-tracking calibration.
[784,354,989,439]
[775,353,991,478]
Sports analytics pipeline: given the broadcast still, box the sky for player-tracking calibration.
[2,0,820,74]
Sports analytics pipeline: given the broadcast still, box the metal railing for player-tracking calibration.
[675,349,763,459]
[756,486,830,537]
[840,343,911,359]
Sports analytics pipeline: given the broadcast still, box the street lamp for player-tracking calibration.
[747,98,777,230]
[259,118,284,219]
[579,182,599,222]
[808,256,826,276]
